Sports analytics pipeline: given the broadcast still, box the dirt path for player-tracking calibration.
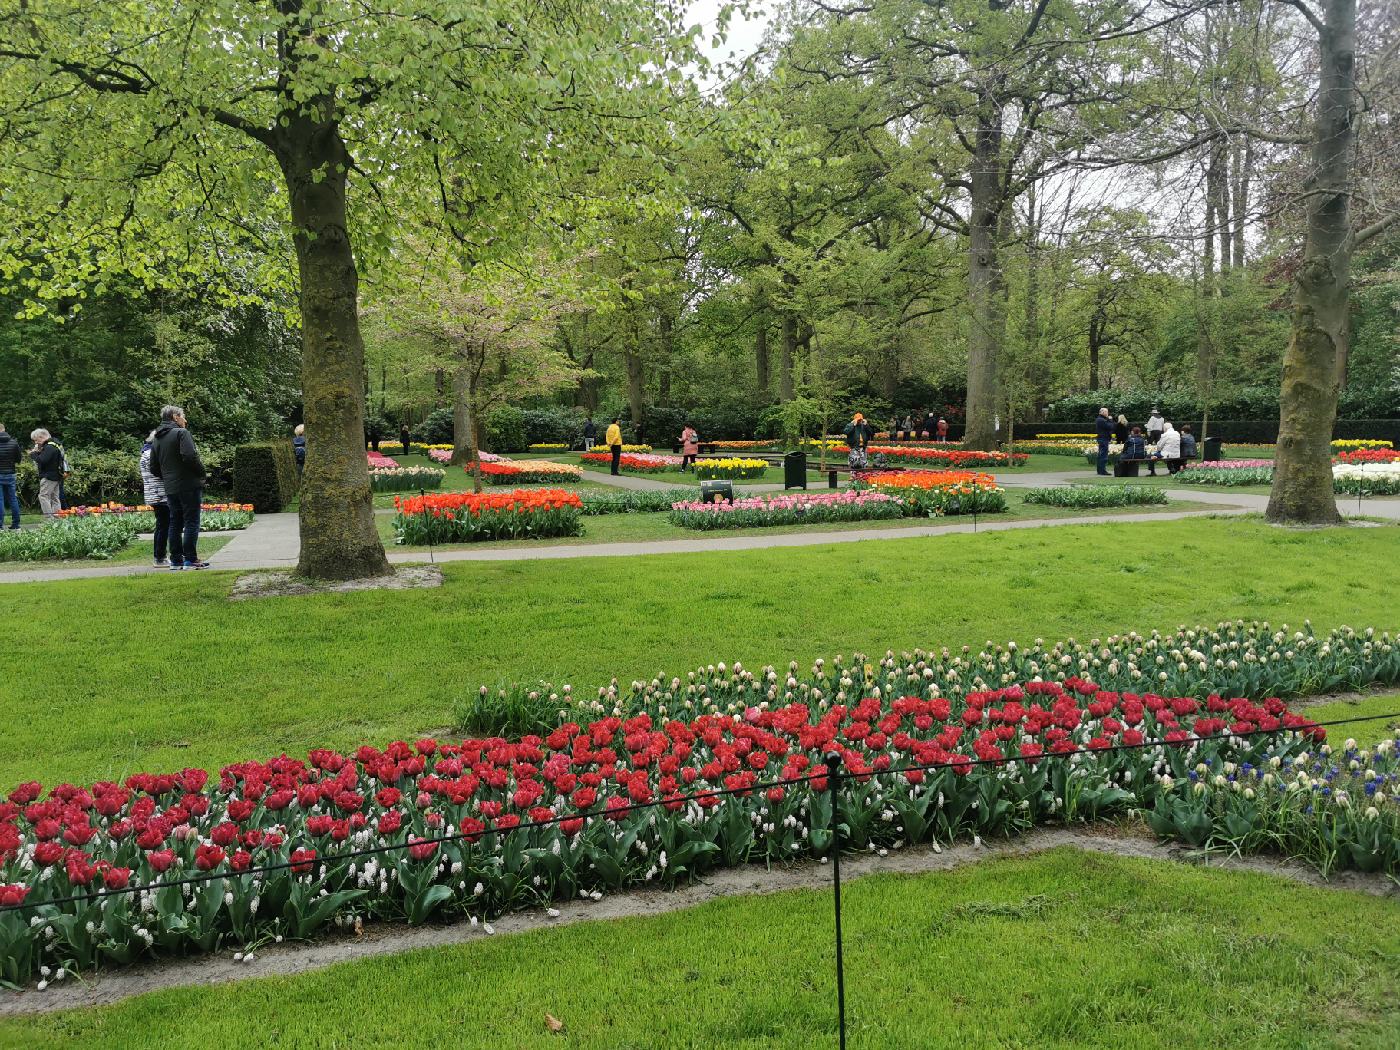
[3,827,1394,1016]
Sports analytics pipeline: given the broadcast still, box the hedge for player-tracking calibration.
[232,441,300,512]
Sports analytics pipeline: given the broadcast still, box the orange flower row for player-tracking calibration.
[393,488,583,516]
[860,470,998,490]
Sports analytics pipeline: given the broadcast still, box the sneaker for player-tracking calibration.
[185,560,212,569]
[153,558,169,568]
[170,562,186,571]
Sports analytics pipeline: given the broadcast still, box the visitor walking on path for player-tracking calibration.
[1095,407,1114,476]
[150,405,209,569]
[293,424,307,474]
[399,423,411,456]
[28,429,63,518]
[1146,407,1164,445]
[843,413,875,469]
[605,418,623,475]
[139,431,171,567]
[1113,414,1130,444]
[0,423,21,529]
[679,423,699,471]
[936,417,949,442]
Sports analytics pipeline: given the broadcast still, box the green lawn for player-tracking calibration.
[1304,692,1400,748]
[4,848,1396,1050]
[1,516,1397,789]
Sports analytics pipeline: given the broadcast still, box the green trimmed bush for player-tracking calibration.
[483,406,528,453]
[233,441,299,512]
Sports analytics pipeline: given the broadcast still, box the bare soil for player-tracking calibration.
[229,564,443,600]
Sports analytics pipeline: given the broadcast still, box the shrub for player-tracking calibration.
[16,448,145,509]
[483,406,528,453]
[232,441,300,512]
[520,407,586,446]
[411,409,455,445]
[0,517,139,562]
[1021,486,1169,508]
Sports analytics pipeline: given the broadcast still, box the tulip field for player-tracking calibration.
[1,516,1399,1046]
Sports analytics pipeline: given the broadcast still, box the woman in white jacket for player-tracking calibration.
[139,431,171,567]
[1152,422,1181,475]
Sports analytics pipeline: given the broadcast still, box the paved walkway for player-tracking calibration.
[2,469,1394,584]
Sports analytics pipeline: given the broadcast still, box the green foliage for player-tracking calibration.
[520,407,587,446]
[15,448,147,508]
[411,410,455,446]
[483,406,528,454]
[576,489,694,515]
[1021,486,1169,508]
[0,518,139,562]
[367,467,446,493]
[232,442,299,513]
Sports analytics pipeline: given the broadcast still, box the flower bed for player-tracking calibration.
[838,445,1027,468]
[55,503,257,531]
[578,444,652,456]
[857,470,1007,515]
[1332,439,1393,450]
[366,451,398,469]
[701,440,777,451]
[668,490,906,530]
[580,452,682,473]
[528,443,569,452]
[1021,485,1167,508]
[1184,459,1274,470]
[1336,448,1400,465]
[3,675,1388,986]
[579,489,697,515]
[1174,465,1274,486]
[426,449,504,465]
[477,461,584,485]
[369,466,446,493]
[368,441,432,456]
[1333,462,1400,496]
[1008,440,1090,457]
[0,517,140,562]
[693,457,767,480]
[392,489,583,544]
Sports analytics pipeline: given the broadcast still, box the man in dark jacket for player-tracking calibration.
[0,423,21,529]
[150,405,209,569]
[1095,407,1114,476]
[28,428,64,517]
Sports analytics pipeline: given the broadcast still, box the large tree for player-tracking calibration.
[0,0,696,577]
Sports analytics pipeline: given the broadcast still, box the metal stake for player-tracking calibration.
[825,750,847,1050]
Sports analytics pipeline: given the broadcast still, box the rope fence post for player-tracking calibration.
[825,749,848,1050]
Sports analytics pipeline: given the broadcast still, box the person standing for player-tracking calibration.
[1113,413,1130,444]
[936,417,949,443]
[139,431,171,567]
[922,409,937,439]
[582,417,597,451]
[399,422,411,457]
[843,412,874,469]
[679,423,699,471]
[150,405,209,569]
[605,417,623,475]
[1146,407,1164,445]
[28,429,63,518]
[293,424,307,473]
[1094,407,1114,476]
[0,423,21,530]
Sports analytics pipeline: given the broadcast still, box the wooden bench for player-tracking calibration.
[1114,454,1198,477]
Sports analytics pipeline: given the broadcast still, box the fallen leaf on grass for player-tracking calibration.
[545,1013,565,1033]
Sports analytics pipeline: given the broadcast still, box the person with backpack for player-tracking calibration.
[582,417,597,451]
[679,423,699,471]
[139,431,172,567]
[150,405,209,569]
[0,423,21,530]
[28,428,64,518]
[293,424,307,473]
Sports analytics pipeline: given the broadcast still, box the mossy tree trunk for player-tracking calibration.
[963,88,1005,451]
[451,360,484,493]
[276,112,391,579]
[1267,0,1356,527]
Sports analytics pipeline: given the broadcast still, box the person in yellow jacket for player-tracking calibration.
[605,418,624,475]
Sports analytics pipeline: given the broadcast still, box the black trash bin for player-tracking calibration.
[784,450,807,490]
[1203,436,1223,462]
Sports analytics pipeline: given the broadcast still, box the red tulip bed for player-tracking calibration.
[476,460,584,484]
[0,678,1351,985]
[834,445,1028,468]
[391,489,584,544]
[580,451,682,473]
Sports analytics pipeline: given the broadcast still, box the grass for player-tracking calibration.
[0,516,1397,788]
[1303,692,1400,748]
[3,848,1397,1049]
[0,535,232,572]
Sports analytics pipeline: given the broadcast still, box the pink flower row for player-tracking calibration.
[669,491,901,513]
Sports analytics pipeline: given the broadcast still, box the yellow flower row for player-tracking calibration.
[1332,439,1393,450]
[696,457,767,469]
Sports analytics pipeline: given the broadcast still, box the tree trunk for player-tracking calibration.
[963,91,1005,451]
[755,307,770,396]
[657,310,673,405]
[1088,322,1101,391]
[276,117,389,580]
[1231,134,1251,270]
[1267,0,1353,526]
[624,349,645,439]
[779,312,796,402]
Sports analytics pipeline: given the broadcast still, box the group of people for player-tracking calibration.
[0,423,69,528]
[1095,406,1198,476]
[892,412,950,442]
